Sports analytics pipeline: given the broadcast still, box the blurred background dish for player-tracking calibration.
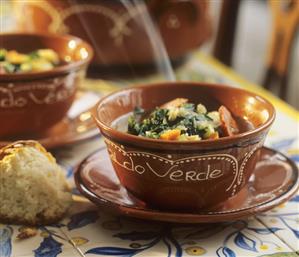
[12,0,211,77]
[0,33,93,137]
[3,0,298,108]
[0,91,100,149]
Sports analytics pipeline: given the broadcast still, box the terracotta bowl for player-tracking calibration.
[93,82,275,211]
[0,33,93,137]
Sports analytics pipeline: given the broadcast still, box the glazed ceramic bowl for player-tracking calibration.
[0,33,93,137]
[93,82,275,211]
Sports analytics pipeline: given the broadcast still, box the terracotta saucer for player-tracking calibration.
[75,147,299,223]
[0,91,99,149]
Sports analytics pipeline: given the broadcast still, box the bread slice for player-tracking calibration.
[0,141,72,225]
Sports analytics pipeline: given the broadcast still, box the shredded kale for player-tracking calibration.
[127,101,221,141]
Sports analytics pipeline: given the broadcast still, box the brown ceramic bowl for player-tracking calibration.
[0,33,93,137]
[93,82,275,211]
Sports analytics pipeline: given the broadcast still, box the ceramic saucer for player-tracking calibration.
[0,91,99,149]
[75,147,299,223]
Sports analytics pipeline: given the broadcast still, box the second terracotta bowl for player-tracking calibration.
[0,33,93,137]
[93,82,275,211]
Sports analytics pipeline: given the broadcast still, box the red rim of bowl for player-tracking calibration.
[93,82,276,148]
[0,32,94,81]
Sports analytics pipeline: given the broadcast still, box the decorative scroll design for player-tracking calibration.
[105,139,243,192]
[0,74,76,108]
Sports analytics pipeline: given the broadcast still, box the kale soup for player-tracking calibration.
[112,98,254,141]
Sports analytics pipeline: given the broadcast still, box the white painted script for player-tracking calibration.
[0,74,76,108]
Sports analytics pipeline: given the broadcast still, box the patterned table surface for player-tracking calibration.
[1,52,298,257]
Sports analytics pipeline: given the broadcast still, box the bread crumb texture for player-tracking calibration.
[0,141,72,225]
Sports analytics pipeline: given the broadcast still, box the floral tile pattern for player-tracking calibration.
[76,215,292,257]
[0,224,75,257]
[1,51,299,257]
[256,191,299,251]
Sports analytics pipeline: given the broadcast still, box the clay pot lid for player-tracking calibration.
[75,146,299,223]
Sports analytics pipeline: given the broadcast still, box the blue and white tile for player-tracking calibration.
[0,224,76,257]
[67,217,293,257]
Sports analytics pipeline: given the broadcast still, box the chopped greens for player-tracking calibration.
[127,100,222,141]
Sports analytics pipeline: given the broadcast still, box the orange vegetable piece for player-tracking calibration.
[209,132,219,140]
[160,129,181,140]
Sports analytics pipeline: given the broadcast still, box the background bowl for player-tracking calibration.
[13,0,211,68]
[0,33,93,137]
[94,82,275,211]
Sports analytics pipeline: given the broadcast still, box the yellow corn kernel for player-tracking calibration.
[37,49,59,64]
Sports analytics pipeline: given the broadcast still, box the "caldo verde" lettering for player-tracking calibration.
[168,165,223,181]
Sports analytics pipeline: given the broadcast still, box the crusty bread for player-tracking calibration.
[0,141,72,225]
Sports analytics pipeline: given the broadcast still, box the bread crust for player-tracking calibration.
[0,212,68,226]
[0,140,72,226]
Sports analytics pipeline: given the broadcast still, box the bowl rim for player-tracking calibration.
[93,82,276,148]
[0,32,93,81]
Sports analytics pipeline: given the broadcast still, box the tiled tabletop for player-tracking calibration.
[1,52,298,257]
